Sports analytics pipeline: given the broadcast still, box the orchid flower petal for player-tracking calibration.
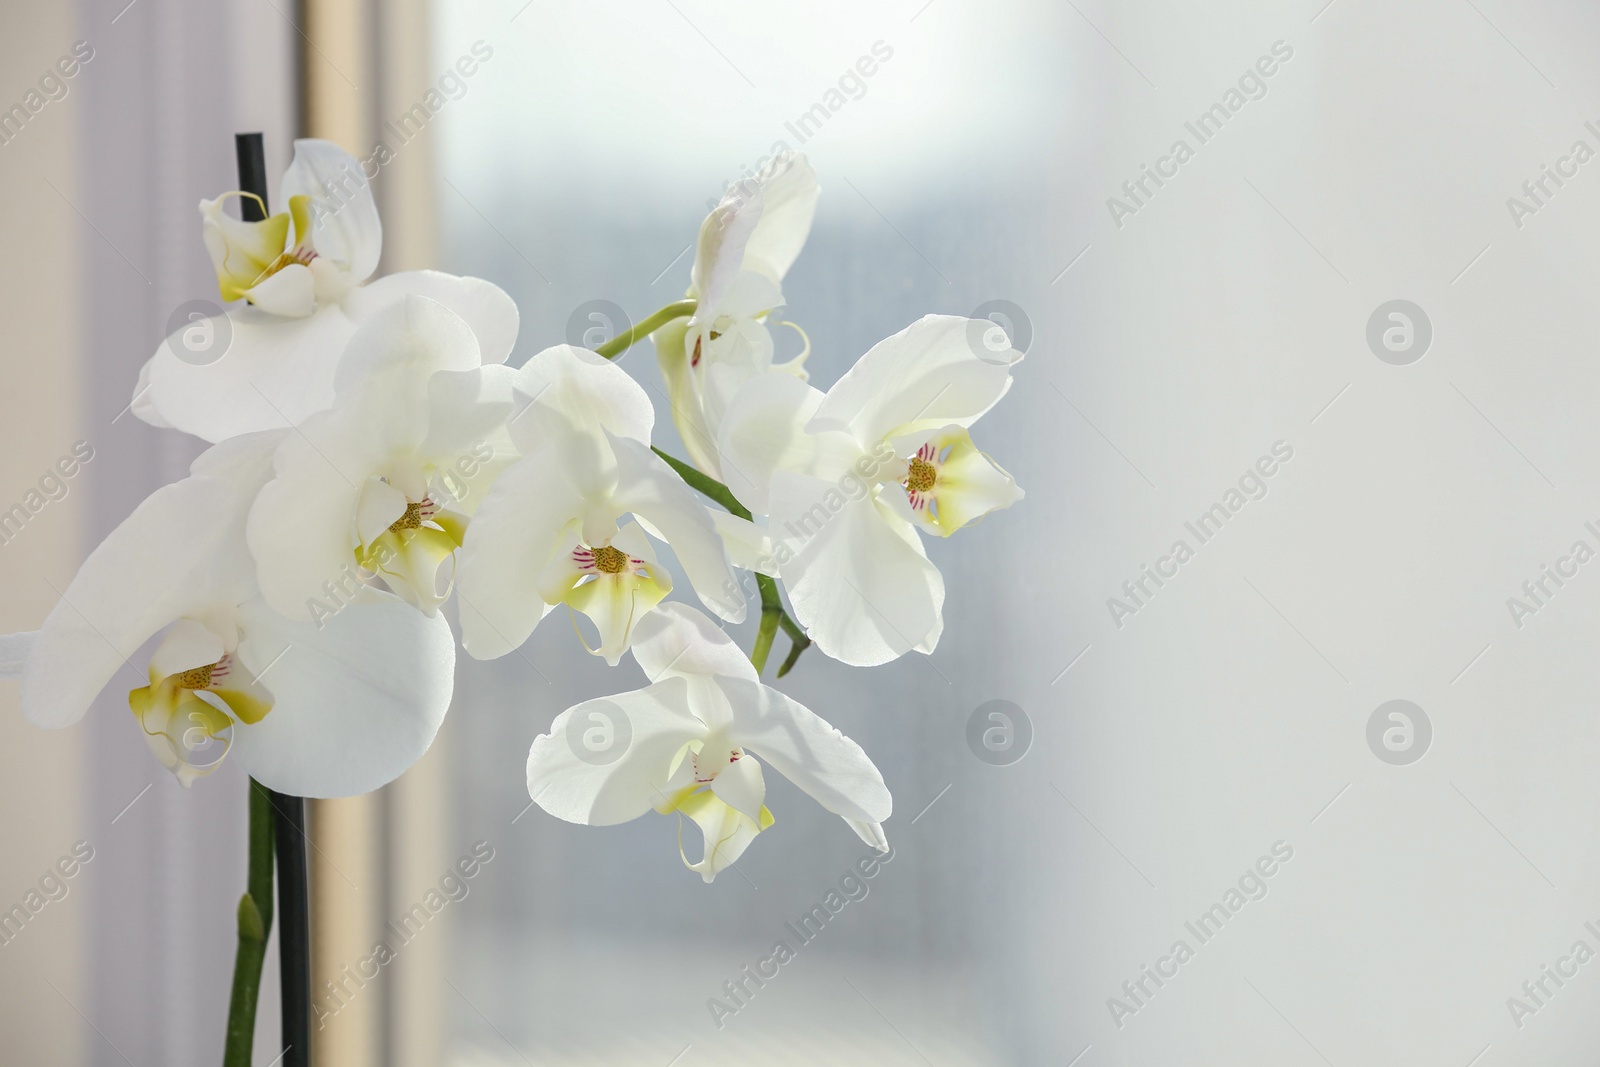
[21,433,280,728]
[279,138,383,283]
[344,270,520,366]
[454,449,587,660]
[674,788,774,883]
[227,591,455,798]
[770,472,944,666]
[708,750,766,823]
[526,677,707,825]
[884,427,1024,537]
[719,675,892,829]
[609,435,745,623]
[138,273,517,444]
[331,293,483,400]
[739,152,819,284]
[241,261,316,318]
[508,344,654,455]
[806,314,1022,445]
[543,522,673,666]
[717,371,858,516]
[199,194,291,302]
[0,631,36,678]
[709,511,776,577]
[629,600,757,684]
[525,604,890,881]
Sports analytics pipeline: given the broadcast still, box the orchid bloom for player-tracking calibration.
[526,603,891,881]
[10,432,455,796]
[135,139,518,443]
[456,345,744,665]
[247,295,517,622]
[652,152,819,476]
[718,315,1025,666]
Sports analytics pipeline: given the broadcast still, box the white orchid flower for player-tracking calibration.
[11,431,455,796]
[247,295,517,623]
[456,345,745,665]
[652,152,819,476]
[526,603,890,882]
[134,139,519,443]
[718,315,1025,666]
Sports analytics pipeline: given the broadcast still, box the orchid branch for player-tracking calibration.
[222,779,275,1066]
[594,299,697,359]
[649,446,811,675]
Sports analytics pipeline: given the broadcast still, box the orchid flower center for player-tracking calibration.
[176,662,217,690]
[689,328,725,368]
[692,746,743,784]
[904,456,938,494]
[590,544,629,574]
[387,497,440,535]
[389,499,425,532]
[253,245,316,288]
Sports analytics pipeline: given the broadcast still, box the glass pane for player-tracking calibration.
[433,2,1061,1063]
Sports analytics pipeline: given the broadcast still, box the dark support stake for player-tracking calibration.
[236,131,313,1067]
[268,788,312,1067]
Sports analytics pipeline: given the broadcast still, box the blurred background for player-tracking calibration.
[9,0,1600,1064]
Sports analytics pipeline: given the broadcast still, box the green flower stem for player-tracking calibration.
[750,598,782,675]
[222,779,276,1067]
[652,447,751,520]
[594,299,697,360]
[776,610,811,678]
[650,446,811,676]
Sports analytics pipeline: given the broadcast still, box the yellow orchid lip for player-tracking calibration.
[201,191,319,304]
[127,644,273,787]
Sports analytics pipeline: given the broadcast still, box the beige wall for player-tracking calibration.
[0,5,90,1064]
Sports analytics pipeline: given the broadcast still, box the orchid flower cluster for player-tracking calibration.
[4,141,1023,882]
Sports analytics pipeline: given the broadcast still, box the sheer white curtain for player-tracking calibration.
[0,1,297,1064]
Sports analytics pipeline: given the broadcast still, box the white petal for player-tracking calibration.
[21,464,260,728]
[331,294,483,400]
[691,182,764,311]
[130,358,171,429]
[629,601,757,684]
[846,818,890,852]
[710,751,767,822]
[676,790,771,883]
[720,676,892,825]
[716,371,859,516]
[228,592,455,797]
[247,406,384,621]
[0,631,37,678]
[771,473,944,666]
[200,195,290,301]
[346,270,520,366]
[145,302,356,443]
[280,139,383,282]
[652,317,723,477]
[242,262,316,317]
[417,365,515,465]
[508,345,654,454]
[148,618,226,678]
[527,677,706,825]
[710,511,776,576]
[808,315,1021,445]
[609,435,745,623]
[741,152,819,283]
[354,479,410,547]
[454,447,586,660]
